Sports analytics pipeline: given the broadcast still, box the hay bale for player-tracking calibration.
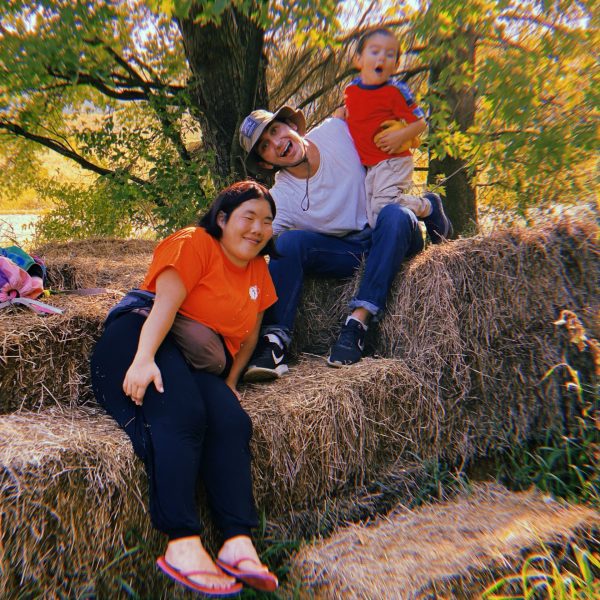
[0,406,168,599]
[0,293,119,413]
[243,356,425,517]
[293,219,599,461]
[287,483,600,599]
[293,219,598,355]
[0,239,155,412]
[0,404,429,597]
[33,238,156,292]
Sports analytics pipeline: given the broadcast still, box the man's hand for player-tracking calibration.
[333,106,347,120]
[373,119,421,154]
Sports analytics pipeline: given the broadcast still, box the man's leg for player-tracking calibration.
[244,229,368,381]
[328,204,424,366]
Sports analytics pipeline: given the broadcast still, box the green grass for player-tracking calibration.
[482,544,600,599]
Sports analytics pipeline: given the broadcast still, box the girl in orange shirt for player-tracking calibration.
[91,181,279,596]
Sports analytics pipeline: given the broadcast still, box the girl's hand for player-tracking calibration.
[225,378,241,401]
[123,358,164,405]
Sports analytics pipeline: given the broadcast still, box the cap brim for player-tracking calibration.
[244,106,306,175]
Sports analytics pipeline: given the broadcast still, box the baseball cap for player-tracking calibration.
[239,106,306,174]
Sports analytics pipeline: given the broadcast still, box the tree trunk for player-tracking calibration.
[178,4,268,181]
[428,28,478,236]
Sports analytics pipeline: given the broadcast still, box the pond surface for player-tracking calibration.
[0,214,40,245]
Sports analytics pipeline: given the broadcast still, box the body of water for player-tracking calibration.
[0,214,40,245]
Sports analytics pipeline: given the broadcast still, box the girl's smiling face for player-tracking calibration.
[218,198,274,267]
[355,33,399,86]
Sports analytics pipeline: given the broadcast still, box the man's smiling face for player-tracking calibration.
[256,120,306,169]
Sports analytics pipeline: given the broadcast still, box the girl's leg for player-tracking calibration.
[191,372,277,588]
[91,313,236,591]
[192,371,258,539]
[92,312,205,538]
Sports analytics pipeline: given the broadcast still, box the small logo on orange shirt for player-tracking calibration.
[249,285,259,300]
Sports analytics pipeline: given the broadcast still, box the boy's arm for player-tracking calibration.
[374,118,426,154]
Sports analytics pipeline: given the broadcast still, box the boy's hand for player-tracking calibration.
[374,119,421,154]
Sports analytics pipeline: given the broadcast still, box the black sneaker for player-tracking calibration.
[423,192,453,244]
[327,317,367,367]
[243,334,289,382]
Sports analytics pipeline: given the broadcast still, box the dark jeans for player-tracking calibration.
[264,204,424,345]
[90,312,258,540]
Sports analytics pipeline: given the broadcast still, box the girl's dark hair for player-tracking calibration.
[198,180,278,257]
[356,27,399,59]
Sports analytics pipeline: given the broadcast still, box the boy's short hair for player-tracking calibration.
[356,27,399,59]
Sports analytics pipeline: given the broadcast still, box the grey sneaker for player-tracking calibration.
[423,192,453,244]
[327,317,367,367]
[243,334,289,382]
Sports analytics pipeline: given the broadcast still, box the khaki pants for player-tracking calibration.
[365,156,431,227]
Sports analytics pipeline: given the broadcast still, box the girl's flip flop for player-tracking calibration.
[156,556,243,597]
[216,557,279,592]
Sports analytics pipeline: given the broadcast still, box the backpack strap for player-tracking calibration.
[50,288,125,297]
[0,297,64,315]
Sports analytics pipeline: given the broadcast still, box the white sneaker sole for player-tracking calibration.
[243,364,289,382]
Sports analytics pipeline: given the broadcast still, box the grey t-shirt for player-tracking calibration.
[271,118,368,237]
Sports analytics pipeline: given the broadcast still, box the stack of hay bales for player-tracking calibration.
[0,239,156,412]
[0,220,597,596]
[286,483,600,599]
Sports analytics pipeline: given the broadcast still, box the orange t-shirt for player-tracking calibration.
[141,227,277,357]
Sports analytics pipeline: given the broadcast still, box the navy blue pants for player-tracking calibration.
[90,312,258,541]
[263,204,424,345]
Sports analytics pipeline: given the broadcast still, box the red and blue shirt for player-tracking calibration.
[345,77,425,166]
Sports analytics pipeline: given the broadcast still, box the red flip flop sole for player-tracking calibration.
[216,558,279,593]
[156,556,242,597]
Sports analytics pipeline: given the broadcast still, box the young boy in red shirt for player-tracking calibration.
[345,27,452,242]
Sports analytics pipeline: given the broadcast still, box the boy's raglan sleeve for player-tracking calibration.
[392,81,426,123]
[270,182,295,236]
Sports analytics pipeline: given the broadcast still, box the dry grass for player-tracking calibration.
[286,483,600,599]
[0,219,597,595]
[0,293,119,413]
[0,406,163,599]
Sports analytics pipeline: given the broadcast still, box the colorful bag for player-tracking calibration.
[0,246,62,315]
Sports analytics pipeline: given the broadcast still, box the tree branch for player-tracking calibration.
[0,120,149,187]
[498,10,582,35]
[64,38,192,163]
[47,67,150,101]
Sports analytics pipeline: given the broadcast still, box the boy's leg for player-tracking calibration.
[422,192,453,243]
[244,229,369,381]
[366,158,431,227]
[355,203,424,313]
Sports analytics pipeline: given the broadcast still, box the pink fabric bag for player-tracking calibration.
[0,256,44,302]
[0,254,62,315]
